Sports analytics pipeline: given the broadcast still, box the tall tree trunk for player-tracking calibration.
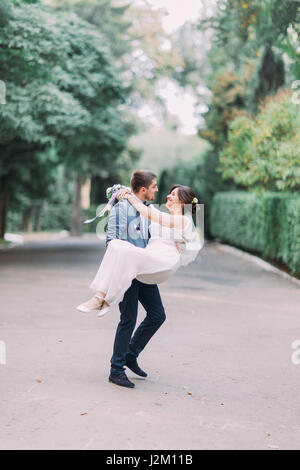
[0,176,9,240]
[81,178,91,209]
[71,173,83,236]
[22,207,33,233]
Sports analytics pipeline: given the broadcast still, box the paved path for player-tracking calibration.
[0,235,299,450]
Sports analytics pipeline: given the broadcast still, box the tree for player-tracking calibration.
[0,1,89,237]
[203,0,299,66]
[50,0,133,60]
[0,0,132,238]
[219,90,300,192]
[51,0,182,108]
[199,0,300,135]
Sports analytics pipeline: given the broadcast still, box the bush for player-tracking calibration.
[210,191,300,275]
[6,210,22,233]
[39,204,73,232]
[6,203,103,234]
[219,90,300,192]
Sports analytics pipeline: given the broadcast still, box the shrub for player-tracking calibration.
[210,191,300,274]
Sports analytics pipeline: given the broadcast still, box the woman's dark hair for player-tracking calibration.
[131,170,157,193]
[170,185,198,215]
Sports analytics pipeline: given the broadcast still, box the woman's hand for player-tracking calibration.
[116,188,131,201]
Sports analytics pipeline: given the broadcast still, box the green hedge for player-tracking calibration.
[210,191,300,275]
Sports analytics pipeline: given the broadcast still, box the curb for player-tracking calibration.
[0,242,22,251]
[214,242,300,288]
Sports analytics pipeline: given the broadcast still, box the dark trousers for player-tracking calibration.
[110,279,166,374]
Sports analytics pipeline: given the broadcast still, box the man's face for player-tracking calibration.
[145,178,158,201]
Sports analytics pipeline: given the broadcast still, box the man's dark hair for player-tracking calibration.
[131,170,157,193]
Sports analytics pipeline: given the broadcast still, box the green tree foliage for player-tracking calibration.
[199,67,250,148]
[0,0,13,27]
[182,0,300,226]
[161,1,300,243]
[53,0,133,59]
[0,0,132,237]
[219,91,300,192]
[205,0,299,66]
[46,0,184,208]
[50,0,182,104]
[199,0,299,146]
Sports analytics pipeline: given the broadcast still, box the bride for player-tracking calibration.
[77,185,204,317]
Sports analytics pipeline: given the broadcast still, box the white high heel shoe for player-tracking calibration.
[76,295,110,317]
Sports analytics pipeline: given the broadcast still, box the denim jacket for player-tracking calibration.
[106,200,151,249]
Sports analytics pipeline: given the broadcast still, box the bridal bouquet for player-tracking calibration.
[83,184,130,224]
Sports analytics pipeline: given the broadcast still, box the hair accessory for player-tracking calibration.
[192,197,198,204]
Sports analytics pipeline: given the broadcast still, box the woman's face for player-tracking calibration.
[166,187,182,212]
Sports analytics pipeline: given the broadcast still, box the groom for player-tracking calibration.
[106,170,166,388]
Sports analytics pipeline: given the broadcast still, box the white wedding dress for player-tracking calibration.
[89,206,203,308]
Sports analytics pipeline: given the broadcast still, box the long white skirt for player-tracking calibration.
[89,238,181,307]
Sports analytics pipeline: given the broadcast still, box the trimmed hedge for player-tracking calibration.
[210,191,300,275]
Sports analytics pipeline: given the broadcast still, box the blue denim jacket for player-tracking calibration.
[106,200,151,248]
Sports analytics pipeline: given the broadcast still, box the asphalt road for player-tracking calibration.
[0,235,299,450]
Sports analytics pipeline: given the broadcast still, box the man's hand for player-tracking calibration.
[116,188,131,201]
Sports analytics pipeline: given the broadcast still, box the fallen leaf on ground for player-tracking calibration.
[80,412,88,416]
[36,380,42,383]
[187,392,193,396]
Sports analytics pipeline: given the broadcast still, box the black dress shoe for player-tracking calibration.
[109,372,135,388]
[125,358,148,378]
